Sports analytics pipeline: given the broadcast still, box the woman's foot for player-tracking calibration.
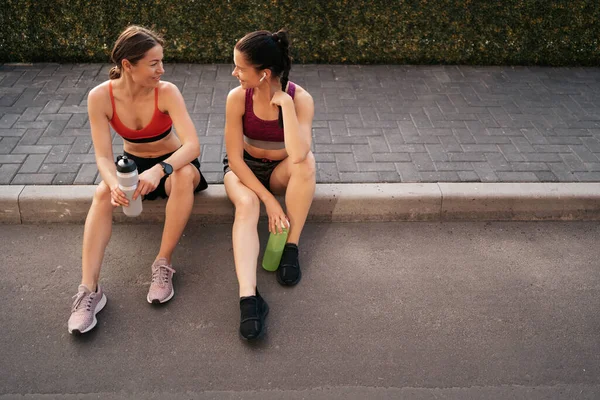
[147,258,176,304]
[68,284,107,335]
[239,289,269,340]
[276,243,302,286]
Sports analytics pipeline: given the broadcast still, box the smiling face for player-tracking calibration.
[125,44,165,87]
[232,49,266,89]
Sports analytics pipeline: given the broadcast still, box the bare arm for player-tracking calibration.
[88,86,118,189]
[152,82,201,175]
[225,87,275,203]
[273,89,314,163]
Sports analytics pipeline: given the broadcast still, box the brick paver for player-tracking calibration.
[1,63,599,184]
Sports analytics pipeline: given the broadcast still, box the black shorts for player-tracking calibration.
[122,150,208,200]
[223,151,283,192]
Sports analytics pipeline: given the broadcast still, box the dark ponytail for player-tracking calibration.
[272,30,291,128]
[235,29,293,128]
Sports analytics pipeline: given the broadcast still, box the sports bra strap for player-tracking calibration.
[108,81,116,113]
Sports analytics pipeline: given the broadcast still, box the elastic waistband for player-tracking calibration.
[123,150,175,163]
[243,150,282,163]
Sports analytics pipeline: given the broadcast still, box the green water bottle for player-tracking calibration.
[262,228,289,271]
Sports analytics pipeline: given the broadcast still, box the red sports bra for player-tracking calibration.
[242,82,296,142]
[108,81,173,143]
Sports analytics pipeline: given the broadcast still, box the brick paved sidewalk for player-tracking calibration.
[1,63,599,185]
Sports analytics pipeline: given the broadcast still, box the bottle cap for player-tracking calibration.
[116,155,137,173]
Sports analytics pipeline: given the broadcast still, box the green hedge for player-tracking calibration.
[1,0,599,65]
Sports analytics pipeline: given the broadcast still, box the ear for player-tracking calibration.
[122,59,132,72]
[262,69,271,80]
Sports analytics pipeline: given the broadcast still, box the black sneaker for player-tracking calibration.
[276,243,302,286]
[239,289,269,340]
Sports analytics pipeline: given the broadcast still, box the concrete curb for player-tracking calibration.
[1,183,599,224]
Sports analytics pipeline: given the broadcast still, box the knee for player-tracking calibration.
[93,181,111,204]
[234,193,260,219]
[292,151,316,180]
[170,164,196,188]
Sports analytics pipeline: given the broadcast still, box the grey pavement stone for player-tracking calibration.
[420,171,461,182]
[0,154,26,163]
[44,145,71,163]
[395,162,421,182]
[435,162,473,171]
[335,153,358,172]
[0,128,26,137]
[511,162,549,172]
[316,162,339,182]
[0,164,19,184]
[534,171,559,182]
[357,162,396,172]
[18,129,45,145]
[0,113,19,128]
[410,153,436,171]
[52,172,77,184]
[65,153,95,163]
[338,172,380,182]
[457,171,481,181]
[378,171,401,181]
[472,162,499,182]
[19,107,43,121]
[425,144,450,161]
[560,153,589,172]
[496,172,540,182]
[74,163,98,184]
[448,152,486,162]
[574,172,600,181]
[11,145,52,154]
[11,173,55,184]
[18,154,46,173]
[373,153,411,162]
[40,99,65,114]
[39,163,82,174]
[36,136,76,146]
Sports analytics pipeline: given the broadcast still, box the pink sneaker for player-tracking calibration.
[68,284,107,334]
[147,258,176,304]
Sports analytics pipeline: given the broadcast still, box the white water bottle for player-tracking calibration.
[116,156,143,217]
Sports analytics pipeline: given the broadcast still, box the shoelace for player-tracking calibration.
[151,265,176,287]
[71,291,94,312]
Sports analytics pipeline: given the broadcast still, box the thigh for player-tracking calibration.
[268,157,294,195]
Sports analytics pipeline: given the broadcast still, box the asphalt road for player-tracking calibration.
[1,221,599,399]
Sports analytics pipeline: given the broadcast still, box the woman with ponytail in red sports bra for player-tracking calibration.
[67,26,207,335]
[224,30,316,340]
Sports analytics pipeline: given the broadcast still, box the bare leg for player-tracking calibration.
[81,181,114,291]
[224,171,261,297]
[158,164,200,263]
[269,151,316,244]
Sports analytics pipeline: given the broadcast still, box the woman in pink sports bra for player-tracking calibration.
[67,26,207,335]
[224,30,316,340]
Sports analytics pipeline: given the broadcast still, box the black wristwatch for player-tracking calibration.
[159,161,173,177]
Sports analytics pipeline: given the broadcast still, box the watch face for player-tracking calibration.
[161,162,173,175]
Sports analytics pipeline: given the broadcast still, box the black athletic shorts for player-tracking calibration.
[121,150,208,200]
[222,151,283,192]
